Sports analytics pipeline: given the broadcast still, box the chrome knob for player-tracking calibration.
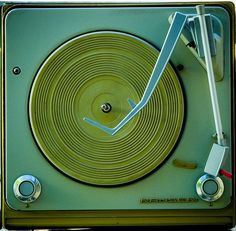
[196,174,224,202]
[13,175,41,203]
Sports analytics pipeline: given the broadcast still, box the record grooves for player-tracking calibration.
[29,31,184,186]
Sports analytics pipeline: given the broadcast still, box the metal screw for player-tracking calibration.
[176,64,184,71]
[13,67,21,75]
[187,41,196,48]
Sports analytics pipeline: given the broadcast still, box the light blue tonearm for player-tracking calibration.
[83,12,188,135]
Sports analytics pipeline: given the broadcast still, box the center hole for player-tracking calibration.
[101,103,112,113]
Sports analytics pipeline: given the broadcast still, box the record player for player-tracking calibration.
[1,1,235,229]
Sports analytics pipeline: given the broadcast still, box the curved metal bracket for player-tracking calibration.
[83,12,188,135]
[169,12,224,81]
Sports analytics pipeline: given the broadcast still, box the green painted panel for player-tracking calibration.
[4,5,232,212]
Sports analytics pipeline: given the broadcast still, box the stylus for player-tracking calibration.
[196,5,229,177]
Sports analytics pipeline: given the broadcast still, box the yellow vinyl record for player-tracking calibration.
[29,31,184,186]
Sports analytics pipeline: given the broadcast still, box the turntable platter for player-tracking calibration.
[29,31,184,185]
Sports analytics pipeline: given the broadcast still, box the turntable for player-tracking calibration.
[1,1,235,229]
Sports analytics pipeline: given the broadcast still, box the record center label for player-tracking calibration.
[140,198,199,204]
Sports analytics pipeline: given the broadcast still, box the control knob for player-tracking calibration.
[13,175,41,203]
